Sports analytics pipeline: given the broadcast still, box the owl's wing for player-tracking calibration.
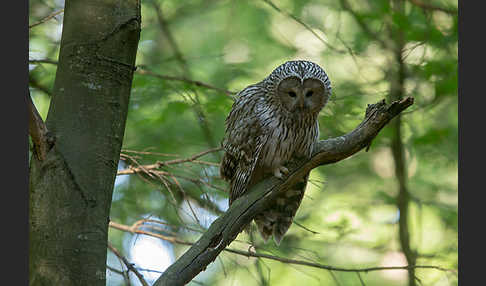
[220,84,268,205]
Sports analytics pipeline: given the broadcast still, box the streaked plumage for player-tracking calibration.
[220,60,331,245]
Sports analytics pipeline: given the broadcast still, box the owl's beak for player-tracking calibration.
[298,94,306,110]
[299,100,305,109]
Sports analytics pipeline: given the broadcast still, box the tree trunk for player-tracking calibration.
[29,0,141,285]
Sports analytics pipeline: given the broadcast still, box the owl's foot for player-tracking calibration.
[273,166,289,179]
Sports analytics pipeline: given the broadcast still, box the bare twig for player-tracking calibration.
[151,1,190,75]
[29,76,52,97]
[357,272,366,286]
[110,221,192,246]
[118,147,222,175]
[293,221,320,235]
[29,9,64,29]
[106,265,125,276]
[107,242,150,286]
[136,67,236,97]
[28,59,59,65]
[262,0,347,54]
[339,0,389,49]
[109,219,455,276]
[26,59,236,97]
[121,149,181,157]
[225,249,455,273]
[160,147,223,166]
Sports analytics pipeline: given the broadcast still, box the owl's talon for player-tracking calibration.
[280,166,289,174]
[273,166,289,179]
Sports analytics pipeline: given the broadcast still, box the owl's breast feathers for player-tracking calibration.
[220,82,318,205]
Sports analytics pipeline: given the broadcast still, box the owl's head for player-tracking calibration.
[264,60,331,115]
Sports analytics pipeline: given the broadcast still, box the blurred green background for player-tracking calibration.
[29,0,457,285]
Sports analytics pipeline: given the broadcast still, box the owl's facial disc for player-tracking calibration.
[277,77,328,114]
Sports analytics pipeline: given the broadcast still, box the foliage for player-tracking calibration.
[29,0,457,285]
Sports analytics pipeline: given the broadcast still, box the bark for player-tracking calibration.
[153,97,414,286]
[29,0,141,285]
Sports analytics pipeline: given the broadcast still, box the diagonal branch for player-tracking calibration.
[153,97,415,286]
[339,0,390,49]
[29,9,64,29]
[108,242,149,286]
[262,0,347,54]
[151,0,190,75]
[136,67,236,97]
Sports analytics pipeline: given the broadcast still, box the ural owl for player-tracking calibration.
[220,60,331,245]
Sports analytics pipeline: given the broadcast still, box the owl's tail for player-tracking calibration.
[253,173,309,245]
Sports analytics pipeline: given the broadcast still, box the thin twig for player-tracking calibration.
[26,59,236,97]
[136,67,236,97]
[109,221,192,246]
[107,242,149,286]
[151,1,190,75]
[357,272,366,286]
[224,248,456,274]
[28,59,59,65]
[293,221,320,235]
[262,0,347,54]
[110,220,455,274]
[160,147,223,166]
[108,210,455,276]
[29,77,52,97]
[29,9,64,29]
[106,265,125,276]
[339,0,389,49]
[118,147,222,175]
[121,149,181,157]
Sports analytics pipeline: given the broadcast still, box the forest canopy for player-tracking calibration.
[29,0,457,285]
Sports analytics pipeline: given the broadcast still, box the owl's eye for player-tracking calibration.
[306,91,314,97]
[288,91,297,98]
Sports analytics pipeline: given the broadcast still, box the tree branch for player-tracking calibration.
[29,9,64,29]
[153,97,415,286]
[107,242,149,286]
[136,67,236,97]
[262,0,347,54]
[339,0,390,49]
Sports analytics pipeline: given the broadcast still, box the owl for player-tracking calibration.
[220,60,332,245]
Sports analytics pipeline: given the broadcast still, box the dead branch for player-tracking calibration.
[118,147,221,172]
[152,97,414,285]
